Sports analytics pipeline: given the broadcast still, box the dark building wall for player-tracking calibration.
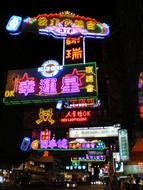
[104,0,143,144]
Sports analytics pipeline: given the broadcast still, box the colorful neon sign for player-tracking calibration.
[64,98,97,108]
[71,155,106,162]
[3,62,98,105]
[60,109,92,123]
[69,125,121,138]
[38,60,63,77]
[31,135,106,151]
[23,106,100,128]
[21,11,109,39]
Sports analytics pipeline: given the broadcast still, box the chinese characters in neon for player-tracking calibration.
[4,62,98,104]
[71,155,106,162]
[61,68,85,93]
[40,129,51,149]
[40,138,68,149]
[60,110,91,123]
[65,98,96,108]
[10,67,92,95]
[32,135,106,150]
[65,37,83,62]
[24,11,110,38]
[14,73,35,96]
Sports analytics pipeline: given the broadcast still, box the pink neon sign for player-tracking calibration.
[4,62,98,105]
[32,134,106,150]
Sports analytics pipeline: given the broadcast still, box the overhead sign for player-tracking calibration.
[3,62,98,105]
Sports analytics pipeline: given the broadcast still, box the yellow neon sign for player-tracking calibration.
[4,90,14,97]
[36,108,55,125]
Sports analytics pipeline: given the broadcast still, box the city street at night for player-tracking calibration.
[1,0,143,190]
[0,184,104,190]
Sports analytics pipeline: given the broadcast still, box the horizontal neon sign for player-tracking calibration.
[31,138,106,151]
[71,155,106,162]
[60,110,92,123]
[21,11,109,39]
[3,62,98,105]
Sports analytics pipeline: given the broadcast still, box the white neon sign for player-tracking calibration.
[118,129,129,161]
[38,60,63,77]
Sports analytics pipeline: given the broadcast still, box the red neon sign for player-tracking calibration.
[60,110,91,123]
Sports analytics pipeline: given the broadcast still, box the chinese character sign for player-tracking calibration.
[65,37,83,64]
[118,129,129,161]
[60,109,92,123]
[3,62,98,105]
[21,11,109,39]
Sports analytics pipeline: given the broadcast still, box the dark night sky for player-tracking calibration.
[0,0,116,164]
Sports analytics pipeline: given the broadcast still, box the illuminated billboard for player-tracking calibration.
[3,61,98,105]
[118,129,129,161]
[69,124,121,138]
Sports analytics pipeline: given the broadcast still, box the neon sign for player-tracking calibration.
[6,15,22,33]
[60,109,92,123]
[71,155,106,162]
[38,60,63,77]
[65,37,83,64]
[40,129,50,140]
[36,108,55,125]
[64,98,97,108]
[23,106,101,128]
[3,62,98,105]
[118,129,129,161]
[31,135,106,151]
[20,137,31,151]
[21,11,109,39]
